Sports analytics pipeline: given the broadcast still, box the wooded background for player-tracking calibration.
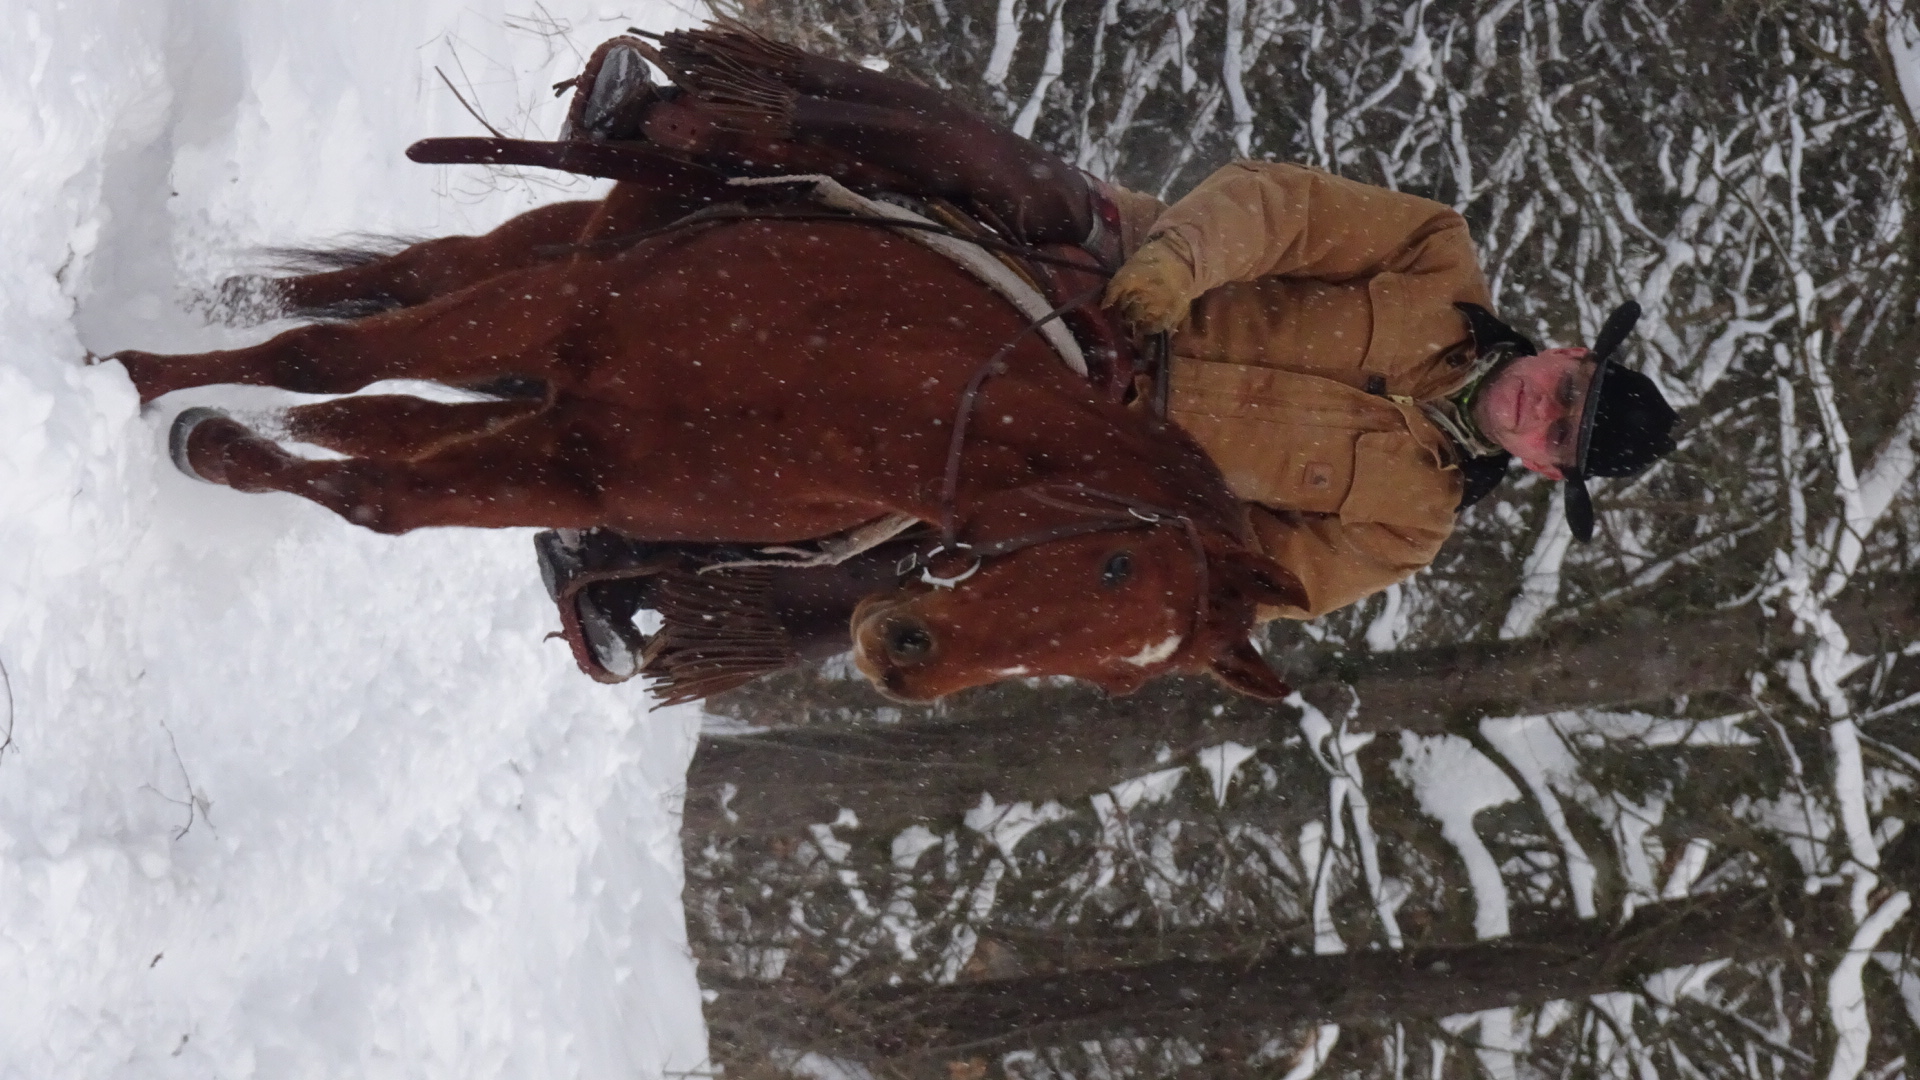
[652,0,1920,1075]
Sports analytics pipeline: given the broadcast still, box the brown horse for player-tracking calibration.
[110,155,1302,702]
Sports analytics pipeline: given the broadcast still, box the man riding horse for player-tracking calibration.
[531,28,1679,690]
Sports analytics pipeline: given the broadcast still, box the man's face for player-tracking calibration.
[1471,346,1596,479]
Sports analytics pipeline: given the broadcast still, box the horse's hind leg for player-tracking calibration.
[176,408,601,534]
[282,395,545,461]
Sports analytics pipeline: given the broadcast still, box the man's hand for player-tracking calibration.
[1101,239,1196,337]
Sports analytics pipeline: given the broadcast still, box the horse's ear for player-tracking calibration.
[1207,636,1292,700]
[1216,549,1310,614]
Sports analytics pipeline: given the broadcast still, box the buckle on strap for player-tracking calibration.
[915,543,982,589]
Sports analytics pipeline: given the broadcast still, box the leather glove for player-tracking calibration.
[1101,238,1197,336]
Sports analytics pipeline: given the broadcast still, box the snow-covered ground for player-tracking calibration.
[1,2,713,1076]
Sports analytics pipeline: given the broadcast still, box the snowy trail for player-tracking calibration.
[1,2,710,1076]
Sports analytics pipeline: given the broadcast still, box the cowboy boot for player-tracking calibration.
[560,37,660,142]
[535,529,667,682]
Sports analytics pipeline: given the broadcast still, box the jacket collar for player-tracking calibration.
[1421,348,1506,460]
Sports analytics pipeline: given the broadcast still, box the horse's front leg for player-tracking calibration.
[230,199,602,320]
[115,258,608,402]
[174,407,603,534]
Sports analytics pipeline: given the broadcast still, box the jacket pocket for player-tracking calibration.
[1180,416,1356,516]
[1339,431,1461,529]
[1169,359,1391,515]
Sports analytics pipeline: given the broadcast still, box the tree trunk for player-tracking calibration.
[688,576,1920,835]
[1288,570,1920,731]
[684,693,1293,834]
[795,832,1920,1061]
[783,882,1845,1061]
[705,810,1919,1074]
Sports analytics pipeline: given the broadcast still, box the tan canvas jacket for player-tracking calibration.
[1105,162,1495,620]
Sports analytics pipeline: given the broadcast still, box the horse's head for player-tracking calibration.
[849,487,1306,702]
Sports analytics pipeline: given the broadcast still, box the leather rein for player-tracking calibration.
[897,243,1208,646]
[896,483,1214,658]
[904,308,1212,650]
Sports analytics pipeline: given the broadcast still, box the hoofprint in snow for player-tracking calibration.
[2,1,711,1077]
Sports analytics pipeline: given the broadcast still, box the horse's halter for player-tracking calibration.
[819,214,1216,662]
[893,483,1214,675]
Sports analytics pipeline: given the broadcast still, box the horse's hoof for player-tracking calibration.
[168,407,235,484]
[104,350,175,403]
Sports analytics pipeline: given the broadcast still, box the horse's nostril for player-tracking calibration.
[886,622,934,661]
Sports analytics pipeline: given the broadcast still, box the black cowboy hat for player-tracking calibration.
[1561,301,1677,542]
[1454,301,1679,542]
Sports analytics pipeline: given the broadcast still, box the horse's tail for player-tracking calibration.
[203,236,428,323]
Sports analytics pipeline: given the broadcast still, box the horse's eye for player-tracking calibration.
[1102,551,1134,586]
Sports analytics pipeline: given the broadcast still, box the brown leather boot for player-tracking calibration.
[535,529,671,683]
[559,37,659,142]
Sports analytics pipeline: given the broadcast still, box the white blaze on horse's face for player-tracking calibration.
[1121,633,1184,668]
[849,531,1207,701]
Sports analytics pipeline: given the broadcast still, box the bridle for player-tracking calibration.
[893,482,1214,670]
[902,483,1207,581]
[725,198,1216,657]
[899,278,1219,654]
